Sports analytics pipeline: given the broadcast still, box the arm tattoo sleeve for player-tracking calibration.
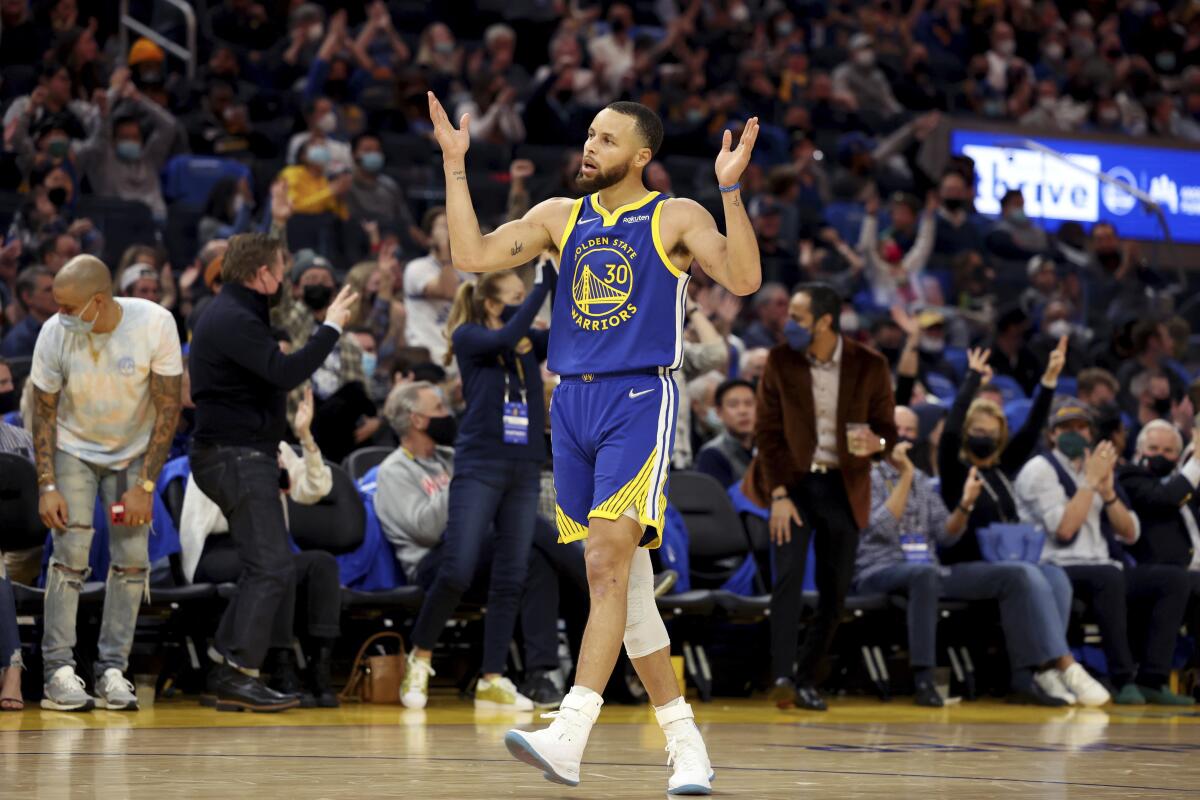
[32,386,59,484]
[142,373,183,483]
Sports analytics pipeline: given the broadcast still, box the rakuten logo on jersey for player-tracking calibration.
[964,145,1101,222]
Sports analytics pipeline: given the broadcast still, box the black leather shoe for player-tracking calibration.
[795,684,828,712]
[199,667,219,708]
[768,678,796,709]
[914,681,945,708]
[212,664,300,713]
[307,644,340,709]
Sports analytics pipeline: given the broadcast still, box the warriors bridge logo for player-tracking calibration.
[570,236,639,331]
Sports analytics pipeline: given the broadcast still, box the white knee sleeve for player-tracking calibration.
[622,504,647,532]
[623,547,670,659]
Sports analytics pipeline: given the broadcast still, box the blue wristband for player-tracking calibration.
[719,182,741,193]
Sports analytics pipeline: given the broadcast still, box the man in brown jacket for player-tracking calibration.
[744,283,896,710]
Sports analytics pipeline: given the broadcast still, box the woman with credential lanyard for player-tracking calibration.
[402,263,555,710]
[936,338,1109,706]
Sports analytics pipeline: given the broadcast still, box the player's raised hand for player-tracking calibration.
[427,91,470,162]
[715,117,759,187]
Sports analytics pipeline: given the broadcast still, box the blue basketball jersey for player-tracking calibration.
[548,191,690,376]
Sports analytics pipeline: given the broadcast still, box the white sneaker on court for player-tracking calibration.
[400,653,434,710]
[1060,663,1111,707]
[656,701,714,796]
[504,688,603,786]
[1034,668,1076,705]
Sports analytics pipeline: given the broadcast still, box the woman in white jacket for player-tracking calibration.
[180,387,341,708]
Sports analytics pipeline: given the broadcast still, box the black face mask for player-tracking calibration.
[878,345,901,366]
[1097,251,1121,272]
[499,304,521,323]
[966,434,999,460]
[0,391,15,415]
[47,187,69,207]
[897,435,917,449]
[943,197,967,213]
[1152,396,1172,417]
[425,414,457,446]
[302,284,334,312]
[268,284,284,307]
[1143,454,1176,478]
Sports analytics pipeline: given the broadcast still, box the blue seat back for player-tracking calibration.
[161,156,252,211]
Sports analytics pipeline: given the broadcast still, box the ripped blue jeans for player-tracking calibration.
[42,451,150,682]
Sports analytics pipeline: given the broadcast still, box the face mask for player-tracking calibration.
[1071,38,1094,59]
[776,21,794,36]
[316,112,337,134]
[1046,319,1073,340]
[1005,209,1028,224]
[686,109,706,124]
[306,23,324,43]
[0,391,15,415]
[1056,430,1089,460]
[306,144,331,166]
[983,98,1005,117]
[499,303,521,322]
[918,335,944,354]
[839,310,860,333]
[47,138,69,159]
[704,407,724,432]
[966,434,999,460]
[896,435,918,449]
[1044,43,1064,61]
[362,352,378,377]
[425,413,457,446]
[434,41,455,55]
[1142,454,1176,478]
[359,151,385,173]
[116,140,142,161]
[996,39,1016,57]
[59,296,98,335]
[231,195,246,216]
[943,197,966,213]
[1156,51,1176,71]
[1038,96,1057,110]
[853,50,875,68]
[1152,396,1172,417]
[48,187,68,207]
[1099,108,1121,125]
[302,284,334,311]
[1097,250,1121,271]
[783,318,812,352]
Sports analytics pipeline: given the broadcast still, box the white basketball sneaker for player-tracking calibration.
[656,701,714,796]
[1059,663,1111,707]
[504,688,603,786]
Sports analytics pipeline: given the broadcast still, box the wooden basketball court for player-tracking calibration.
[4,692,1200,798]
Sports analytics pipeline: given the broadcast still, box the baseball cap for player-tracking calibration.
[290,249,336,283]
[1049,396,1093,429]
[119,263,159,293]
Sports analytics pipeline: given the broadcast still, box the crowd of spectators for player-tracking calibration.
[2,1,1200,709]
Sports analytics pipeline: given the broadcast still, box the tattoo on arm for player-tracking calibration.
[32,387,59,484]
[452,169,466,183]
[731,196,741,207]
[510,241,524,257]
[142,373,183,483]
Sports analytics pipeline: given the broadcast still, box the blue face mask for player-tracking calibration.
[59,296,99,335]
[1056,430,1089,460]
[783,318,812,352]
[359,151,385,173]
[362,352,378,376]
[115,140,142,161]
[307,145,331,166]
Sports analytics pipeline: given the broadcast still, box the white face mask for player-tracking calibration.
[996,39,1016,57]
[1046,319,1073,340]
[306,23,324,43]
[317,112,337,134]
[854,49,875,68]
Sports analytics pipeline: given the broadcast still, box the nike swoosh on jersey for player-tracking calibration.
[577,216,600,224]
[628,388,655,399]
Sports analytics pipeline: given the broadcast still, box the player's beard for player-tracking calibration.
[575,160,630,193]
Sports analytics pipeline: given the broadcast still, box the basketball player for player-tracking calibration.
[427,91,760,795]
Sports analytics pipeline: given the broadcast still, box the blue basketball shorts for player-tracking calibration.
[550,369,678,549]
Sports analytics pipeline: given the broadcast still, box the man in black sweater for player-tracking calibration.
[1118,418,1200,682]
[189,233,356,711]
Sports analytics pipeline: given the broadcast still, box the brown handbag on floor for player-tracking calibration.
[338,631,407,704]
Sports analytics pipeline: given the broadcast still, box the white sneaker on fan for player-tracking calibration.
[1060,663,1111,707]
[656,701,714,796]
[504,688,603,786]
